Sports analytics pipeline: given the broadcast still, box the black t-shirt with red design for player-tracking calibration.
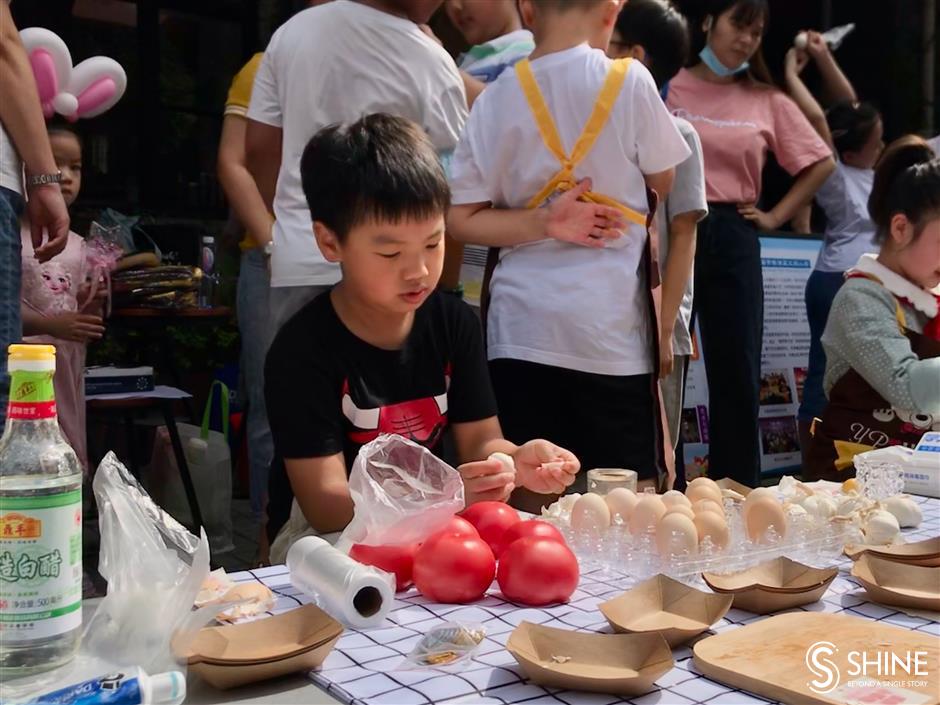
[264,289,497,539]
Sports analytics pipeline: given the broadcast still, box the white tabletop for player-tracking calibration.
[210,495,939,705]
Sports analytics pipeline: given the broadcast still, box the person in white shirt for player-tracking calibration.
[0,0,71,427]
[245,0,467,330]
[447,0,690,504]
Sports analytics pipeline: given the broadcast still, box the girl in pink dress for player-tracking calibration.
[20,124,106,471]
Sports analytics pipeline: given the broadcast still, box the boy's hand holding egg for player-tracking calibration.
[510,440,579,495]
[458,455,516,505]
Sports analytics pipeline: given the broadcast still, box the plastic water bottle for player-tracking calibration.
[199,235,216,308]
[0,345,82,675]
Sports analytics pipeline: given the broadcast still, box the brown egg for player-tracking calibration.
[661,490,692,508]
[571,492,611,532]
[693,498,724,517]
[663,504,696,521]
[744,497,787,543]
[629,494,667,534]
[604,487,639,523]
[742,487,778,522]
[693,511,730,549]
[656,513,698,556]
[686,477,723,505]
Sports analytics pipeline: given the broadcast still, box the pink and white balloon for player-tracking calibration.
[20,27,127,121]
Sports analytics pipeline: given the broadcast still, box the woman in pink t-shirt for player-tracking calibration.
[665,0,834,486]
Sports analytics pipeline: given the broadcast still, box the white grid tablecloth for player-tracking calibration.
[229,495,940,705]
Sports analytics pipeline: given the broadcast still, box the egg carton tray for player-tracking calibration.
[543,501,854,585]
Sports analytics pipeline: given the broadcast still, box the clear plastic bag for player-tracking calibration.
[336,435,465,551]
[398,622,486,672]
[84,452,221,674]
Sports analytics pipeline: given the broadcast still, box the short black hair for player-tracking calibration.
[826,101,880,161]
[46,117,82,146]
[535,0,607,12]
[615,0,690,89]
[299,114,450,241]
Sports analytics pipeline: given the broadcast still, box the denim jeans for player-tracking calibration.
[269,284,331,333]
[237,248,274,518]
[0,187,24,429]
[798,269,845,423]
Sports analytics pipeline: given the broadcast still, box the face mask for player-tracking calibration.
[699,42,750,77]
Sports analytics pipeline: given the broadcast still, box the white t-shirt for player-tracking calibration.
[248,0,468,288]
[450,45,691,376]
[929,134,940,155]
[0,124,22,195]
[814,161,877,273]
[656,117,707,356]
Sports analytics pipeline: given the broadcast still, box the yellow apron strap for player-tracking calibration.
[568,58,630,165]
[514,58,647,226]
[515,59,568,166]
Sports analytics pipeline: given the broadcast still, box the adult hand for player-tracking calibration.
[737,202,780,232]
[545,178,627,248]
[28,184,70,262]
[512,439,579,495]
[45,312,105,343]
[659,329,674,380]
[458,459,515,505]
[784,47,809,77]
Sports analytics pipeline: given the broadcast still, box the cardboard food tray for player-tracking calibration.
[175,604,343,665]
[845,536,940,567]
[703,557,837,594]
[693,612,940,705]
[851,553,940,612]
[715,478,753,496]
[188,635,343,690]
[506,622,673,695]
[599,574,732,647]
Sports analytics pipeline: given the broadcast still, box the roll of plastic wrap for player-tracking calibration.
[287,536,395,629]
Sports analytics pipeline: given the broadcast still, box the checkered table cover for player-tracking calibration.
[230,495,939,705]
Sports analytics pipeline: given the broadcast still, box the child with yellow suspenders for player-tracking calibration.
[448,0,691,506]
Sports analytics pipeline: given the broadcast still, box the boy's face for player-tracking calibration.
[50,131,81,207]
[445,0,517,46]
[316,215,445,314]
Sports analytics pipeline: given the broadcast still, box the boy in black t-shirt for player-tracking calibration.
[264,114,579,551]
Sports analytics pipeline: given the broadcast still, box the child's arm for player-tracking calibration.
[659,211,697,377]
[452,417,579,497]
[22,304,104,342]
[784,47,834,151]
[644,168,676,199]
[448,178,627,248]
[825,282,940,416]
[285,454,355,534]
[804,31,857,106]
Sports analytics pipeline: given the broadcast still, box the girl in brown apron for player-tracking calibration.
[805,136,940,481]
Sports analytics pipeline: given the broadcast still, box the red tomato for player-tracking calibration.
[413,530,496,603]
[496,519,565,557]
[441,515,480,538]
[349,543,418,592]
[460,501,520,556]
[497,537,579,606]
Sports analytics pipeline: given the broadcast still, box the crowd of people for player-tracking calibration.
[1,0,938,566]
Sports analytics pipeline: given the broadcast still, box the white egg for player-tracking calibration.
[629,495,667,534]
[604,487,638,523]
[488,452,516,475]
[571,492,611,532]
[661,490,692,508]
[656,513,698,556]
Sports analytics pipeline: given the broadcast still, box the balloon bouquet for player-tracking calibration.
[20,27,128,309]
